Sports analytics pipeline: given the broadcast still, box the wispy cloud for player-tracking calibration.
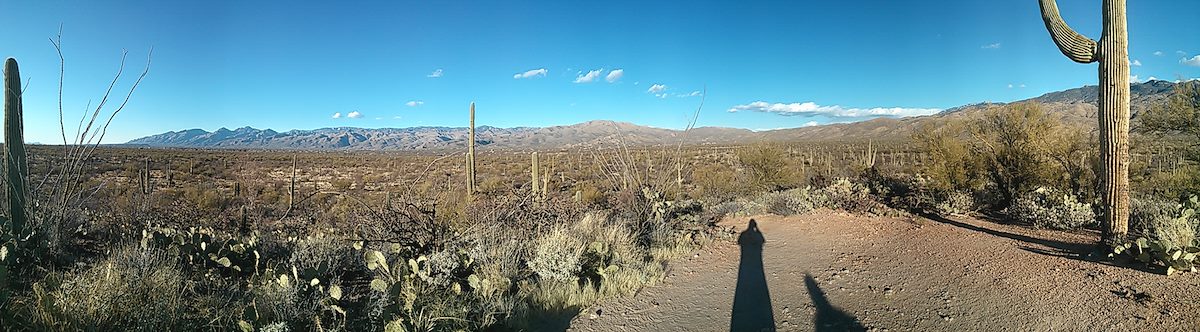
[427,69,444,78]
[605,69,624,83]
[405,101,424,107]
[393,116,403,119]
[1007,84,1027,89]
[981,43,1002,49]
[331,112,342,119]
[1131,74,1144,83]
[647,84,667,94]
[1154,51,1164,56]
[802,121,819,127]
[513,68,548,79]
[675,90,702,97]
[347,111,363,119]
[1132,59,1142,66]
[574,69,603,83]
[728,101,941,118]
[1182,55,1200,67]
[1178,50,1188,56]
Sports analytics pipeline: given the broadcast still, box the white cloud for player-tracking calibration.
[675,90,702,97]
[647,84,667,94]
[1178,50,1188,56]
[1182,55,1200,67]
[393,116,403,119]
[513,68,548,79]
[1019,84,1027,88]
[802,121,819,127]
[347,111,363,119]
[405,101,424,107]
[981,43,1002,49]
[331,112,342,119]
[605,69,624,83]
[374,117,383,120]
[727,101,941,118]
[1148,76,1159,81]
[1132,59,1142,66]
[1154,51,1164,56]
[1007,84,1014,89]
[1130,74,1143,83]
[427,69,443,78]
[574,69,603,83]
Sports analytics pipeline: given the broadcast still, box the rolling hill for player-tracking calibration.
[127,80,1186,150]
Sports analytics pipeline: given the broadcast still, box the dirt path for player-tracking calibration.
[567,211,1200,331]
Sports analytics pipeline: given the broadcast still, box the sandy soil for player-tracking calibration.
[566,210,1200,331]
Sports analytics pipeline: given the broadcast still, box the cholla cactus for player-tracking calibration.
[1038,0,1131,244]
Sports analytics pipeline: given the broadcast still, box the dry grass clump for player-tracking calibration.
[22,245,187,331]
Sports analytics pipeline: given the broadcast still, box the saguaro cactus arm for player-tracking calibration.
[1038,0,1098,64]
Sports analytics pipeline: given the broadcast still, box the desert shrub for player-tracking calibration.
[758,187,819,216]
[1131,196,1199,251]
[913,121,980,193]
[1007,187,1095,230]
[818,178,880,213]
[935,191,976,216]
[970,103,1058,207]
[691,163,743,202]
[737,143,797,191]
[26,245,189,330]
[862,168,937,212]
[528,227,584,283]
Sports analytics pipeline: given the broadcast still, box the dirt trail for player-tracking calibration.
[567,211,1200,331]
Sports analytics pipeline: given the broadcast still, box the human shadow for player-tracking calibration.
[803,274,865,332]
[729,219,776,332]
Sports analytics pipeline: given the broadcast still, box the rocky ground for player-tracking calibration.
[567,210,1200,331]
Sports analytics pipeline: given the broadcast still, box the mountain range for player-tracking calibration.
[127,80,1185,151]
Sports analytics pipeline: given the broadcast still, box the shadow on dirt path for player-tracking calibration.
[729,219,776,332]
[803,274,865,332]
[921,213,1092,257]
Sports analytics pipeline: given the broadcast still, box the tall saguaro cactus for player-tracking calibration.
[466,102,476,198]
[3,58,27,239]
[531,152,540,200]
[1038,0,1130,244]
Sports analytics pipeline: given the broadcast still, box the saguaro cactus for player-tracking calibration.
[531,152,540,199]
[4,58,27,239]
[467,102,476,197]
[1038,0,1130,245]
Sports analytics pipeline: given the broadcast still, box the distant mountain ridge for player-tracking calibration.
[128,80,1187,150]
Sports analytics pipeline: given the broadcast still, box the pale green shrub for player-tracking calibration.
[1009,187,1095,230]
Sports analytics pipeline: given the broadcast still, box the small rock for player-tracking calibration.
[588,308,603,320]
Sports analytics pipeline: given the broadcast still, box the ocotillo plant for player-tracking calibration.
[4,58,27,239]
[1038,0,1130,244]
[531,152,540,200]
[466,102,476,198]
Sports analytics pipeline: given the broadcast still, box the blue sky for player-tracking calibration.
[3,0,1198,144]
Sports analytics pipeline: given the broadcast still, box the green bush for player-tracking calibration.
[1008,187,1095,230]
[935,191,975,216]
[737,143,799,191]
[1131,196,1199,251]
[760,187,819,216]
[818,178,879,213]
